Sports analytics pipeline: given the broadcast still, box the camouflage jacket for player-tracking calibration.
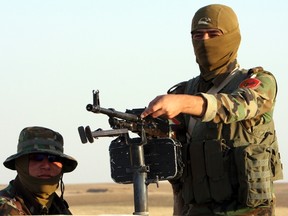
[0,179,72,215]
[170,67,283,215]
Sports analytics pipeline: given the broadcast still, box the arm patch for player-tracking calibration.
[239,78,261,89]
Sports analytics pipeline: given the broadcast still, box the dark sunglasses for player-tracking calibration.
[29,153,62,163]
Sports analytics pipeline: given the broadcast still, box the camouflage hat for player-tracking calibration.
[3,126,78,173]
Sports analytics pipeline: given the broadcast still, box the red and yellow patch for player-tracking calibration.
[239,78,261,89]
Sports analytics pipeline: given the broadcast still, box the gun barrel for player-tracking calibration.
[86,104,140,122]
[92,128,129,137]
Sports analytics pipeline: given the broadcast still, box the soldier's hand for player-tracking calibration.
[141,94,206,119]
[141,94,185,119]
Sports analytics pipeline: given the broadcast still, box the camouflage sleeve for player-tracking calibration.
[0,197,23,215]
[198,71,277,124]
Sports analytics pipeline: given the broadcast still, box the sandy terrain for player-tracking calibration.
[1,182,287,215]
[62,182,287,216]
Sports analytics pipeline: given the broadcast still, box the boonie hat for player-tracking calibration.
[3,126,78,173]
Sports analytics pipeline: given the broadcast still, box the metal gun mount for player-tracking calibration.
[78,90,150,216]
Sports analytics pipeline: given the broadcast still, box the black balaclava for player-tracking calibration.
[191,4,241,81]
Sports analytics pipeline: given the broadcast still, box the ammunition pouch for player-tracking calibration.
[189,139,233,203]
[184,122,283,207]
[234,139,283,207]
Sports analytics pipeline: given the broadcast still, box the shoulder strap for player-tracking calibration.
[186,67,240,140]
[207,67,240,94]
[167,81,188,94]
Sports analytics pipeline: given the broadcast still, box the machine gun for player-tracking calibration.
[78,90,183,216]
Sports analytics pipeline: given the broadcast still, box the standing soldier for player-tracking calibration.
[141,4,283,216]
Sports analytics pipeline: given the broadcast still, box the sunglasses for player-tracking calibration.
[29,153,62,163]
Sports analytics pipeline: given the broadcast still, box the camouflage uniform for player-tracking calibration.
[0,180,72,215]
[168,4,283,216]
[171,67,283,216]
[0,126,78,215]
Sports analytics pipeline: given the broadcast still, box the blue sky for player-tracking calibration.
[0,0,287,184]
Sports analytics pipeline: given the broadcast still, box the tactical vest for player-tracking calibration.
[180,68,283,208]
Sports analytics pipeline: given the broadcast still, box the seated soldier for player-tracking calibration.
[0,126,78,215]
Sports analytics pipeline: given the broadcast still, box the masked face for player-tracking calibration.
[28,153,63,179]
[15,155,62,199]
[191,4,241,81]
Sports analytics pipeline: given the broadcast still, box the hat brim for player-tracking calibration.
[3,149,78,173]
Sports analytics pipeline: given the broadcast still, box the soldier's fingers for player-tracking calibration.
[140,109,151,119]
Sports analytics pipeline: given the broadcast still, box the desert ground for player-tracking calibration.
[61,182,287,216]
[1,182,287,215]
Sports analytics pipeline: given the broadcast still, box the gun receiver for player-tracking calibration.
[78,90,183,216]
[79,90,175,143]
